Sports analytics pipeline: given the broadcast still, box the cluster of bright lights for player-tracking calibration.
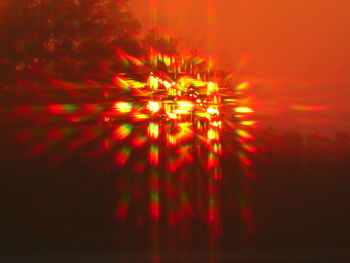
[112,50,257,133]
[5,47,258,235]
[105,49,257,231]
[147,100,160,113]
[139,52,224,127]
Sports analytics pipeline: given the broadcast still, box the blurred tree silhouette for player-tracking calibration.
[0,0,142,86]
[143,28,178,55]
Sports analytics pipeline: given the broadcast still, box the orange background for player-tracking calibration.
[130,0,350,133]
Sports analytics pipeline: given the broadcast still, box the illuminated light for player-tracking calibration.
[133,113,150,120]
[114,75,130,90]
[242,144,257,153]
[129,56,143,67]
[147,100,160,113]
[150,168,160,220]
[127,79,147,89]
[207,127,220,144]
[175,101,194,115]
[178,145,194,163]
[213,95,219,104]
[148,74,158,90]
[208,196,216,222]
[149,48,158,67]
[240,120,257,126]
[236,129,254,140]
[163,80,172,88]
[63,104,77,113]
[149,145,159,166]
[164,55,171,66]
[115,194,131,220]
[167,134,177,145]
[236,81,250,91]
[167,157,182,172]
[47,104,77,114]
[113,102,132,113]
[102,116,112,124]
[114,124,133,140]
[57,48,261,229]
[115,147,131,166]
[167,157,176,171]
[235,107,254,113]
[69,116,86,123]
[211,121,222,128]
[132,136,147,147]
[209,206,215,222]
[207,106,219,115]
[208,152,219,170]
[148,122,159,139]
[166,123,193,145]
[212,143,222,154]
[192,80,207,87]
[178,122,194,136]
[150,190,160,219]
[116,49,130,67]
[167,112,177,119]
[212,167,221,180]
[207,81,219,95]
[116,49,143,67]
[224,98,237,102]
[195,112,207,118]
[238,151,253,166]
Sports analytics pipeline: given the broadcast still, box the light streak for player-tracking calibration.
[147,100,160,113]
[235,107,254,113]
[114,102,133,113]
[148,122,159,139]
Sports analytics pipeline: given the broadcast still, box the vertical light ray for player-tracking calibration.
[207,0,215,52]
[150,0,158,26]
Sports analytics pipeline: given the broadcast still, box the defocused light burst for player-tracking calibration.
[3,47,258,236]
[105,48,258,234]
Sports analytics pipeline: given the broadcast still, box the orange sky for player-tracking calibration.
[130,0,350,133]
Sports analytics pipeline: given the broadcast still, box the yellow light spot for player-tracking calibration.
[207,106,219,115]
[147,100,160,113]
[113,102,132,113]
[235,107,254,113]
